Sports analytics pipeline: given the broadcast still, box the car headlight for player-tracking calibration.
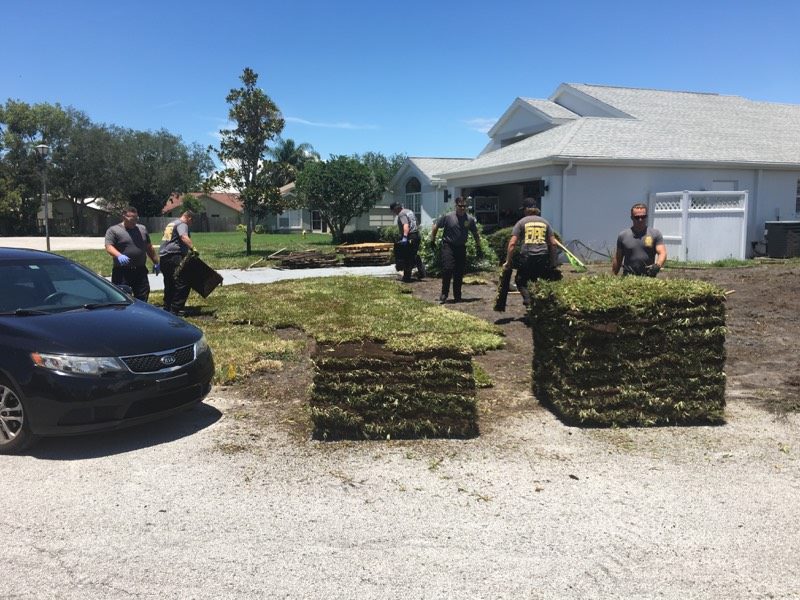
[194,334,209,357]
[31,352,127,376]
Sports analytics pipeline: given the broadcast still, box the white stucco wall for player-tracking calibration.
[557,165,799,259]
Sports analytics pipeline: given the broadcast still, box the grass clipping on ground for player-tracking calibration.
[529,276,727,426]
[196,276,504,439]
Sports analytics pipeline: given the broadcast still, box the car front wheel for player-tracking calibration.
[0,378,37,454]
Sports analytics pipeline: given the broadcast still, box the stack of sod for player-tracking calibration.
[530,276,726,426]
[311,342,477,440]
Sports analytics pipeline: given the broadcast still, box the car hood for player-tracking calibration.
[0,302,203,356]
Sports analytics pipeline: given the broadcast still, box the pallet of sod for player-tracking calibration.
[529,276,726,426]
[310,342,478,440]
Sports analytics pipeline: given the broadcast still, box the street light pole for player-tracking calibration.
[35,144,50,251]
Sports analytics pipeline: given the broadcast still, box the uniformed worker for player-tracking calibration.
[430,196,482,303]
[104,206,160,302]
[503,199,558,307]
[389,201,423,282]
[158,210,195,315]
[612,203,667,276]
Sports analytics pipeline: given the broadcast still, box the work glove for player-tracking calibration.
[117,254,130,266]
[399,237,408,245]
[153,263,161,276]
[189,247,200,257]
[645,263,661,277]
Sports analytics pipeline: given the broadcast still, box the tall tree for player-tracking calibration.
[295,155,381,243]
[354,151,407,192]
[51,116,118,230]
[0,100,73,231]
[111,129,213,217]
[212,67,286,254]
[268,137,320,186]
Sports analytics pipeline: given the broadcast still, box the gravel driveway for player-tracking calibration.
[3,386,798,599]
[3,257,799,599]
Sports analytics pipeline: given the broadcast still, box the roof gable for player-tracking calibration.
[389,157,472,190]
[487,97,579,142]
[442,83,800,179]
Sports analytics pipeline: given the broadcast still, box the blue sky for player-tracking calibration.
[4,0,799,161]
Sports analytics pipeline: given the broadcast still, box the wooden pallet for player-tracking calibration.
[336,243,393,266]
[278,250,340,269]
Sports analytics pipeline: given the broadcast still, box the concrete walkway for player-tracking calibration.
[147,264,398,291]
[0,236,399,289]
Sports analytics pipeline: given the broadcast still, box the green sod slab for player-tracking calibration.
[530,276,727,426]
[311,342,478,440]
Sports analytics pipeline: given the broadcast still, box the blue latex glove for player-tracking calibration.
[117,254,130,266]
[400,236,408,245]
[153,263,161,276]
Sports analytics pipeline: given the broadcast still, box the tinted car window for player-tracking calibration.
[0,259,130,313]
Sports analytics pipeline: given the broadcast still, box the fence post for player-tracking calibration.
[681,191,690,260]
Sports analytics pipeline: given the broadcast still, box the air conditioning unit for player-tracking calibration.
[765,221,800,258]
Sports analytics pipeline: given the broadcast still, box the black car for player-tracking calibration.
[0,248,214,453]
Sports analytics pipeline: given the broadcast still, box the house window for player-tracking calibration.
[405,178,422,223]
[796,179,800,214]
[278,210,303,229]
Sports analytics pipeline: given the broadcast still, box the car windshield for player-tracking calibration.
[0,258,132,314]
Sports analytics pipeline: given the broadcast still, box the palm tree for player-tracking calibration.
[268,137,320,186]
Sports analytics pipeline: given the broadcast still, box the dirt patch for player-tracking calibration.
[222,263,800,443]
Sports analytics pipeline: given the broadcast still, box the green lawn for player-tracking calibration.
[167,277,504,385]
[58,231,336,275]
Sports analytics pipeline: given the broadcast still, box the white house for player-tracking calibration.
[388,83,800,260]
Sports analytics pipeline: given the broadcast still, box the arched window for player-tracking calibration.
[405,178,422,223]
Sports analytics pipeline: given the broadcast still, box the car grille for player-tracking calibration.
[121,344,195,373]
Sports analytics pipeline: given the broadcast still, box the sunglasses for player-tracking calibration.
[632,215,648,221]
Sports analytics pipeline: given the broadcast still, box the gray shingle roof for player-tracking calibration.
[408,157,472,181]
[442,84,800,178]
[520,98,579,120]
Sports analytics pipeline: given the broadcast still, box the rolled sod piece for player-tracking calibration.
[529,276,727,426]
[493,268,513,312]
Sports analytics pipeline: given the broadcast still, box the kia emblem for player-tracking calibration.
[160,354,177,366]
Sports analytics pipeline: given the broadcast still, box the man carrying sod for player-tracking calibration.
[429,196,482,304]
[612,202,667,277]
[503,199,558,308]
[389,201,424,282]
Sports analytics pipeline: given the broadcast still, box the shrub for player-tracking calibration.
[235,223,246,233]
[420,225,497,276]
[485,227,513,264]
[254,224,265,234]
[378,225,399,243]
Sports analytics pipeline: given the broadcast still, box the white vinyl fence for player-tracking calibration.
[651,191,749,262]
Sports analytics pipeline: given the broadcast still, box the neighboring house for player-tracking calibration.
[161,192,243,232]
[37,197,112,235]
[383,158,473,228]
[260,183,330,234]
[430,83,800,259]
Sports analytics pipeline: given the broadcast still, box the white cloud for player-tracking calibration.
[285,116,378,130]
[155,100,181,109]
[465,117,497,134]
